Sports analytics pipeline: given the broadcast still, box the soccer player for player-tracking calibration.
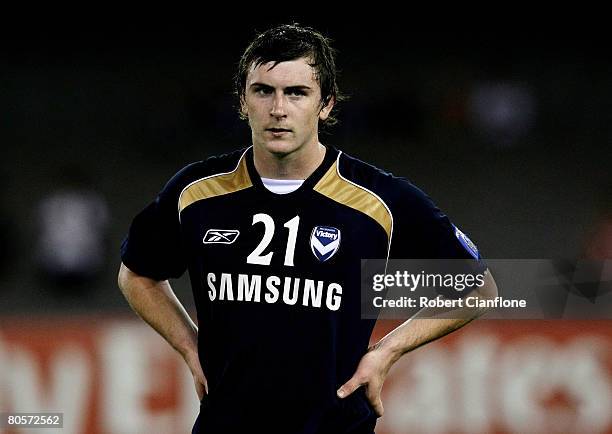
[118,24,498,434]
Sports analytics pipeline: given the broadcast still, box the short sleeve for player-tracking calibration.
[120,176,187,281]
[386,181,487,298]
[389,180,485,264]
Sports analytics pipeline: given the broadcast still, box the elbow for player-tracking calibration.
[480,269,499,300]
[118,263,164,296]
[118,262,132,295]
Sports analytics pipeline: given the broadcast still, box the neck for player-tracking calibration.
[253,142,326,180]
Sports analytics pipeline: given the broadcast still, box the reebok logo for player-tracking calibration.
[203,229,240,244]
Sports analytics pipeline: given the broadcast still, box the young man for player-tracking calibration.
[118,24,498,434]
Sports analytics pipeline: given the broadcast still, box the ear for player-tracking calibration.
[239,95,248,119]
[319,96,336,121]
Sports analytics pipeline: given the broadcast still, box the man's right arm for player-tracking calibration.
[117,262,207,399]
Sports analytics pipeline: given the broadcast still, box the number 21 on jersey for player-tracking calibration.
[246,214,299,267]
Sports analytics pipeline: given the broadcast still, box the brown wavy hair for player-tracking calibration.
[235,23,345,126]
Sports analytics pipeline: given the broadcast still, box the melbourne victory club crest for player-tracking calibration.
[310,226,341,262]
[453,225,479,259]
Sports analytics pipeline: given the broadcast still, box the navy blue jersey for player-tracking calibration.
[121,145,483,434]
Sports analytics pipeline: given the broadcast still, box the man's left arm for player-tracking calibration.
[337,269,499,416]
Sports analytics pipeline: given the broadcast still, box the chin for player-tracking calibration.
[261,140,300,156]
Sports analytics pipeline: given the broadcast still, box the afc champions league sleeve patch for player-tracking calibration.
[310,226,341,262]
[453,225,480,259]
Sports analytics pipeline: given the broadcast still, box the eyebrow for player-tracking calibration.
[249,83,313,92]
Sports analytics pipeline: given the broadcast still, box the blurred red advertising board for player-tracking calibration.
[0,317,610,434]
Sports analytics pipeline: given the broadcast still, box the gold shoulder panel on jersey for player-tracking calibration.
[179,152,252,214]
[313,160,392,240]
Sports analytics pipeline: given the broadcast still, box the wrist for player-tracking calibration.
[176,330,199,362]
[370,338,403,367]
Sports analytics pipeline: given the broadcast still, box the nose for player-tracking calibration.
[270,92,287,118]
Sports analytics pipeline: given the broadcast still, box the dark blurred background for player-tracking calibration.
[1,21,610,313]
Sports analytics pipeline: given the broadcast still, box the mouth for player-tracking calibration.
[266,128,292,133]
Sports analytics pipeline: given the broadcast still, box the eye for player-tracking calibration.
[287,89,306,97]
[256,87,272,95]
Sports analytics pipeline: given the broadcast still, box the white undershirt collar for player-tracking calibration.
[261,177,305,194]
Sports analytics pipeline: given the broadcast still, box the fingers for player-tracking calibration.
[184,353,208,400]
[338,376,385,417]
[365,383,384,417]
[337,376,363,399]
[193,372,208,400]
[194,378,205,400]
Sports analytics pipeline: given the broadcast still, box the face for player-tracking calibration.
[241,57,334,158]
